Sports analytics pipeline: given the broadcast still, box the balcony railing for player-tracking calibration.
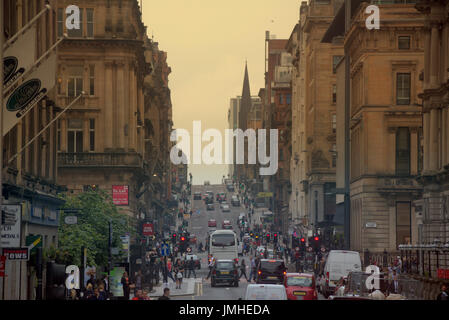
[58,152,143,168]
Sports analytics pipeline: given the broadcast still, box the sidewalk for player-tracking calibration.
[148,277,198,297]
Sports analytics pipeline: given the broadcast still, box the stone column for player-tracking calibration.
[61,117,67,152]
[443,108,448,167]
[443,107,449,165]
[104,62,113,150]
[129,63,137,151]
[410,128,418,176]
[117,63,126,150]
[423,112,430,172]
[423,27,431,90]
[430,25,440,88]
[429,108,438,171]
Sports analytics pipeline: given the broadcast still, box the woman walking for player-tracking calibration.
[121,271,130,300]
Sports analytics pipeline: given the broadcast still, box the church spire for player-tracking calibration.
[239,62,252,131]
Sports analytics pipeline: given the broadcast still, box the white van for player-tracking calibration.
[323,250,362,297]
[244,284,287,300]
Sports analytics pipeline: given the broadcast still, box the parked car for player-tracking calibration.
[211,260,239,287]
[183,254,201,270]
[222,204,230,212]
[208,219,217,227]
[322,250,362,298]
[231,195,240,207]
[207,203,215,211]
[256,259,287,284]
[244,284,287,300]
[284,273,317,300]
[193,192,202,200]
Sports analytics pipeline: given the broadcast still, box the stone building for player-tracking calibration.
[55,0,172,235]
[323,1,425,252]
[1,0,65,300]
[413,0,449,278]
[287,0,343,239]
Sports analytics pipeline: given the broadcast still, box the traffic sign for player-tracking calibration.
[160,243,170,256]
[143,223,154,236]
[257,192,273,198]
[64,216,78,225]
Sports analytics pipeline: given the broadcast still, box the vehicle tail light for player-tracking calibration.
[258,270,262,275]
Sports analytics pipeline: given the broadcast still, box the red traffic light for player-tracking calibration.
[300,238,305,242]
[173,234,177,238]
[274,233,278,237]
[314,236,319,241]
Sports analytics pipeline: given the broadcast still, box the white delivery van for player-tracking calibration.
[244,284,287,300]
[323,250,362,298]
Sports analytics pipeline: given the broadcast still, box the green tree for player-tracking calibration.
[57,189,132,267]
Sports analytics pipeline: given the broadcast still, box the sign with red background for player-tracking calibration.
[112,186,129,206]
[143,223,154,236]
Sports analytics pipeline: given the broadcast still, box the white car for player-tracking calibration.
[244,284,287,300]
[220,202,228,209]
[222,204,230,212]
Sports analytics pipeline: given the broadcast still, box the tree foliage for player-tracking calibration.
[57,189,132,267]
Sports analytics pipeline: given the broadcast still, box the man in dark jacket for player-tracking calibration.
[158,287,170,300]
[187,256,196,278]
[437,283,449,300]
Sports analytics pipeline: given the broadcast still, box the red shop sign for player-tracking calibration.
[143,223,154,237]
[112,185,129,206]
[0,255,6,277]
[437,268,449,280]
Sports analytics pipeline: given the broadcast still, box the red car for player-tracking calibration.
[208,219,217,227]
[284,273,317,300]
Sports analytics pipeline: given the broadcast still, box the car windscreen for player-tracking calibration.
[287,276,313,287]
[212,234,235,246]
[216,262,234,270]
[260,261,285,273]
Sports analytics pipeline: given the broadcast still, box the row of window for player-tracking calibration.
[57,119,95,152]
[57,8,94,38]
[330,72,411,105]
[59,65,95,97]
[278,94,292,105]
[331,36,412,74]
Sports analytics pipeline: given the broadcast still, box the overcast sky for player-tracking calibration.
[142,0,300,185]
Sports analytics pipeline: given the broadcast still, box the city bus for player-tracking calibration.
[208,230,238,263]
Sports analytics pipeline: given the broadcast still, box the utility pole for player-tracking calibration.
[344,0,352,250]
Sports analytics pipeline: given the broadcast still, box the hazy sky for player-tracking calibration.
[142,0,300,185]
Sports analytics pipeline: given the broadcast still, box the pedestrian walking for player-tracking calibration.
[176,268,183,289]
[187,256,197,278]
[206,255,216,280]
[135,270,143,292]
[239,259,248,281]
[249,257,256,282]
[121,271,130,300]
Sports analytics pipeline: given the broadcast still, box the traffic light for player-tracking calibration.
[250,232,254,238]
[266,233,271,243]
[273,233,278,243]
[172,233,177,244]
[312,236,320,252]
